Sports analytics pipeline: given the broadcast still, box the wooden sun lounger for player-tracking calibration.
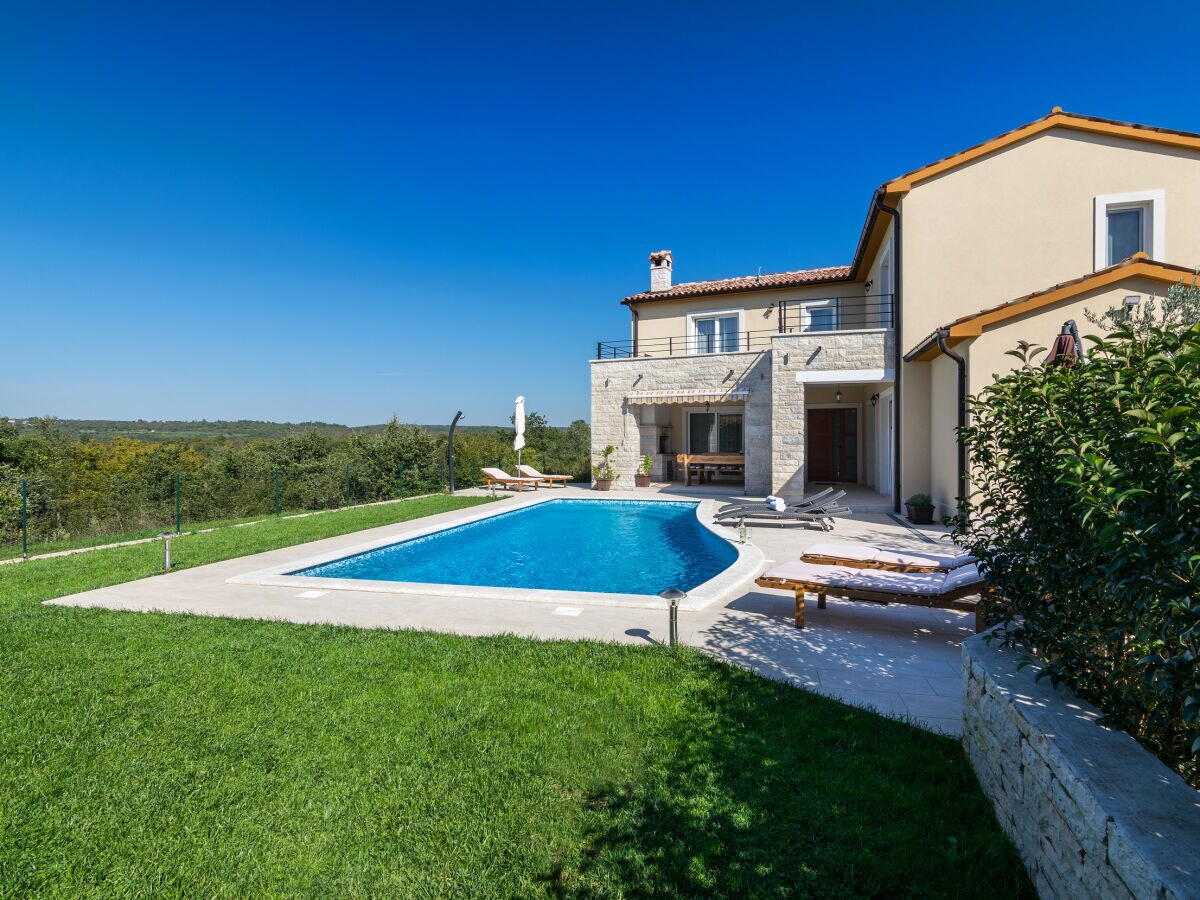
[479,467,541,492]
[800,541,977,574]
[755,560,991,631]
[516,464,571,487]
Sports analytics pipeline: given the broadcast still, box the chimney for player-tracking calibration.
[649,250,673,292]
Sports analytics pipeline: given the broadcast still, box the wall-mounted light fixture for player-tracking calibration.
[764,303,774,316]
[870,392,879,408]
[1123,295,1141,310]
[864,280,873,292]
[835,385,843,403]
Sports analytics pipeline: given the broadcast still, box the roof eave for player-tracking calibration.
[622,272,857,306]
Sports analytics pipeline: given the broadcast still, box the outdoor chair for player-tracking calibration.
[801,541,977,573]
[755,560,989,631]
[516,464,571,487]
[479,467,541,492]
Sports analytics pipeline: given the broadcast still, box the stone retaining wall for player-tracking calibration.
[963,633,1200,899]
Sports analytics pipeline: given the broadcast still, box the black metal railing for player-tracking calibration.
[597,294,893,359]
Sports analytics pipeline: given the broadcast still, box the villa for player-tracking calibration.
[590,108,1200,516]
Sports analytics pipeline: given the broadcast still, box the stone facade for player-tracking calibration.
[589,329,894,496]
[963,634,1200,900]
[590,350,774,494]
[774,328,894,379]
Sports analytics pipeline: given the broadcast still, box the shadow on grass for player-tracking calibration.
[544,653,1032,898]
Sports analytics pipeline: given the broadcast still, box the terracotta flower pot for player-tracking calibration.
[592,479,613,491]
[634,474,651,487]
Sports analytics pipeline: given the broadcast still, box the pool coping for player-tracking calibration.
[226,493,764,611]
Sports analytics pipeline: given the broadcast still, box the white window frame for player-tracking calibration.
[1094,190,1165,270]
[798,298,841,333]
[686,308,744,355]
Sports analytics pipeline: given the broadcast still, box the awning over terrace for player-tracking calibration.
[626,389,750,405]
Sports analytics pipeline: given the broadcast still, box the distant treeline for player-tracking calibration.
[0,414,588,548]
[5,417,508,442]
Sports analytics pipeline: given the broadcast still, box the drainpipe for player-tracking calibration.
[934,329,968,514]
[631,307,639,357]
[875,194,902,512]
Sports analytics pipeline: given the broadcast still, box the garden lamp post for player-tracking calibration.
[659,588,686,648]
[448,411,464,494]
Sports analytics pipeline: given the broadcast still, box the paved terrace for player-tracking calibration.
[49,485,969,737]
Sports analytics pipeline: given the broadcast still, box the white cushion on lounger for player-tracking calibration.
[803,542,879,562]
[873,549,977,569]
[942,563,984,591]
[761,561,946,594]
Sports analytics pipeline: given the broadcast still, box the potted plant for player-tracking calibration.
[634,454,653,487]
[905,492,935,524]
[592,445,619,491]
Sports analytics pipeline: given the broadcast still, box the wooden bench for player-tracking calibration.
[675,452,745,486]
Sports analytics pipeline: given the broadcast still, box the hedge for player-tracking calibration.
[955,321,1200,787]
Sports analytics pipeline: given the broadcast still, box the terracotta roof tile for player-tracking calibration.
[623,265,853,304]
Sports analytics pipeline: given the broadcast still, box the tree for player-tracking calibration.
[1086,272,1200,334]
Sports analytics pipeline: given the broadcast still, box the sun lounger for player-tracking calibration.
[516,464,571,487]
[714,491,850,532]
[716,504,851,532]
[801,541,977,573]
[479,467,541,492]
[755,560,989,630]
[716,486,837,515]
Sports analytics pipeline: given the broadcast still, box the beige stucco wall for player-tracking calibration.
[963,275,1173,395]
[927,354,961,515]
[915,274,1177,513]
[630,281,886,355]
[901,128,1200,349]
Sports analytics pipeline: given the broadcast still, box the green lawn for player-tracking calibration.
[0,495,448,562]
[0,494,1031,897]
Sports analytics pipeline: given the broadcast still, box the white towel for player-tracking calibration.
[766,495,786,512]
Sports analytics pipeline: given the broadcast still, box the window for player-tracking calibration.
[688,310,742,354]
[1095,190,1165,270]
[688,412,743,453]
[1107,207,1144,264]
[800,298,840,333]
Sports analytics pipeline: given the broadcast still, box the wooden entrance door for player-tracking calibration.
[806,409,858,482]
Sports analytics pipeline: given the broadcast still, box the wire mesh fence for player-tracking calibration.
[0,457,473,561]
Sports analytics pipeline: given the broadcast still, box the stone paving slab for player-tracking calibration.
[48,485,973,736]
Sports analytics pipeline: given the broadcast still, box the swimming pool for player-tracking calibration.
[289,499,738,596]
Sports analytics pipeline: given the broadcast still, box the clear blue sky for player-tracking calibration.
[3,1,1198,426]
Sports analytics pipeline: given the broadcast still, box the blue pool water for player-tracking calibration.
[291,499,737,595]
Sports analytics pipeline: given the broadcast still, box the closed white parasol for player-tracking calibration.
[513,395,526,472]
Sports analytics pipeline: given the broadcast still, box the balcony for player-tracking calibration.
[596,294,893,359]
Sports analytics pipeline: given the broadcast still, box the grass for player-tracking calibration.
[0,495,450,561]
[0,494,1032,897]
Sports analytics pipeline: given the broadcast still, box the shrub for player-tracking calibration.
[955,322,1200,787]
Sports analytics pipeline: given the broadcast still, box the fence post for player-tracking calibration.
[21,478,28,560]
[175,473,181,533]
[398,463,404,499]
[274,468,280,517]
[344,464,350,506]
